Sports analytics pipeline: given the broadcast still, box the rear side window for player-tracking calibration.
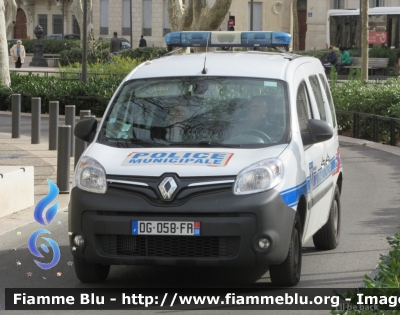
[318,74,337,128]
[309,75,327,121]
[296,82,313,133]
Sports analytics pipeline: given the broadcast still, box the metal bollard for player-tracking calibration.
[12,94,21,138]
[74,110,91,169]
[31,98,41,144]
[65,105,76,157]
[57,125,71,193]
[49,101,59,150]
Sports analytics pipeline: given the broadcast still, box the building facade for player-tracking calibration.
[9,0,400,50]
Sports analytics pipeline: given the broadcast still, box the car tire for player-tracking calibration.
[73,256,110,283]
[312,184,341,250]
[269,212,302,287]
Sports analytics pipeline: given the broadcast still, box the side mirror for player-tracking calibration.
[301,119,333,146]
[74,118,97,142]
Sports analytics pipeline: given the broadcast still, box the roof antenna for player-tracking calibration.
[201,33,209,74]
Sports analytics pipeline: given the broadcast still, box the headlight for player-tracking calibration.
[233,158,283,195]
[73,156,107,194]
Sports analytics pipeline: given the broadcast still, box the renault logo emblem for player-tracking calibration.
[158,177,177,200]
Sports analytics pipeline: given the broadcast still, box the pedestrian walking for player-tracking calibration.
[139,35,147,47]
[10,40,26,69]
[109,32,121,62]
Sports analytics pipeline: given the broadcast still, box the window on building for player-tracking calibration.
[163,0,171,36]
[143,0,152,36]
[100,0,109,35]
[38,14,48,36]
[331,0,345,9]
[72,15,80,35]
[122,0,131,35]
[370,0,385,7]
[248,2,262,31]
[52,14,62,34]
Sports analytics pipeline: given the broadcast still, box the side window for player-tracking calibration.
[296,82,313,133]
[318,74,337,128]
[309,75,327,121]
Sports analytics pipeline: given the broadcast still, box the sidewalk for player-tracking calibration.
[0,130,73,236]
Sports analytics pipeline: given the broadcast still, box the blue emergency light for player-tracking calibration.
[165,31,291,48]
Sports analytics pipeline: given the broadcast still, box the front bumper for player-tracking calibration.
[68,186,295,267]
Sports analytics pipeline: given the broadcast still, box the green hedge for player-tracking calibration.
[59,46,168,65]
[331,78,400,143]
[119,47,168,60]
[59,47,110,65]
[0,72,122,116]
[8,39,82,54]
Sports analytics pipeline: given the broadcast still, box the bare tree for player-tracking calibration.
[361,0,368,81]
[167,0,232,31]
[71,0,94,41]
[0,0,14,86]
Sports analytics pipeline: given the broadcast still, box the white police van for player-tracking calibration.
[70,31,343,286]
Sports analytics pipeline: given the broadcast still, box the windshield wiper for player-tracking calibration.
[169,141,241,148]
[106,137,169,147]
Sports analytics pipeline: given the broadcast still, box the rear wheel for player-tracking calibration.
[313,184,341,250]
[269,212,302,287]
[73,256,110,283]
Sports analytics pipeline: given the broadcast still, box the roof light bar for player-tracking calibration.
[165,31,291,48]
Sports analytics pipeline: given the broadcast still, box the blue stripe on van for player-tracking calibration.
[280,181,307,208]
[280,155,339,208]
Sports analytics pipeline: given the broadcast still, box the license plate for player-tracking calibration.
[131,221,201,236]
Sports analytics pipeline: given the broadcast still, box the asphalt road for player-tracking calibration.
[1,113,400,314]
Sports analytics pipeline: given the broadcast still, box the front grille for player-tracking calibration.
[106,174,235,206]
[100,235,238,258]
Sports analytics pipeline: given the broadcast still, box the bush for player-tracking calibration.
[331,230,400,315]
[119,47,168,61]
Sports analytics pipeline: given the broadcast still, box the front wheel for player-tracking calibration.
[313,184,341,250]
[269,212,302,287]
[73,256,110,283]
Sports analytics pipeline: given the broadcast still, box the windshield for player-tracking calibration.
[98,77,289,148]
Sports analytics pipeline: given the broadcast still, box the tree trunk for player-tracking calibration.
[292,0,299,51]
[5,0,17,37]
[0,0,11,87]
[361,0,368,82]
[168,0,232,31]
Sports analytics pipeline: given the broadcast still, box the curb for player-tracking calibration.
[339,135,400,157]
